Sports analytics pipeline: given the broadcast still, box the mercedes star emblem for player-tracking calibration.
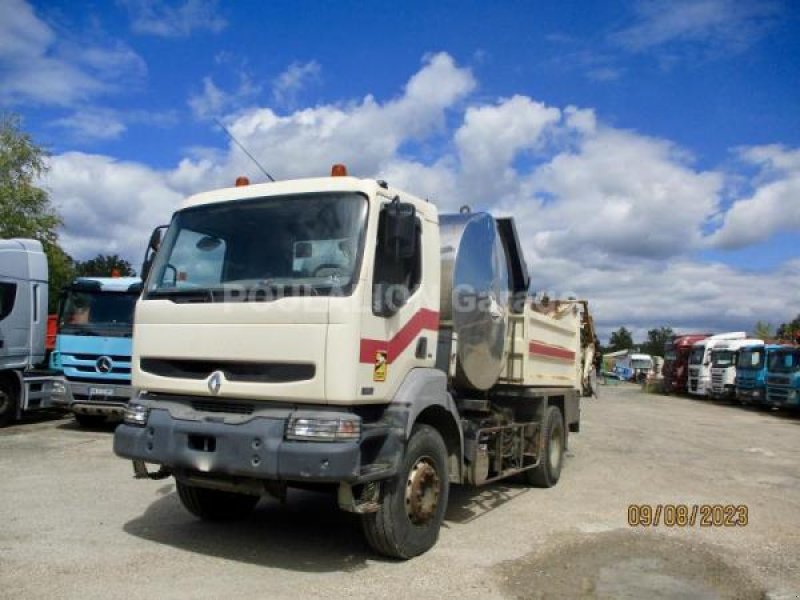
[208,371,223,395]
[96,356,113,374]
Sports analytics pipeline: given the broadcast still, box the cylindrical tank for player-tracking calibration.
[439,213,510,391]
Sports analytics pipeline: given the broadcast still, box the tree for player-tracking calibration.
[608,327,634,352]
[74,254,135,277]
[776,314,800,343]
[641,326,674,357]
[0,113,74,311]
[752,321,773,341]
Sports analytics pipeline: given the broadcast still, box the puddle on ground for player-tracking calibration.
[497,529,764,599]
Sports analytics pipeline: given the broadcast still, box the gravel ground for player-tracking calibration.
[1,384,799,599]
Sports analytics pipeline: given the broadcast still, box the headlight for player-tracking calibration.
[51,379,67,396]
[124,403,150,427]
[286,416,361,442]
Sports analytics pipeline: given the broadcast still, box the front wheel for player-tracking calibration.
[523,405,564,488]
[0,377,18,427]
[362,424,449,559]
[176,481,260,520]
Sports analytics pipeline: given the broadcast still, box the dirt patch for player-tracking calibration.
[497,529,765,599]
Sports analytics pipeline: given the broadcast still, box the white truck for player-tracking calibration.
[113,167,596,558]
[0,239,64,426]
[687,332,747,396]
[708,338,764,401]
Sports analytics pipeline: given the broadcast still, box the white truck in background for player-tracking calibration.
[709,337,764,401]
[0,239,64,426]
[687,332,747,397]
[114,167,596,558]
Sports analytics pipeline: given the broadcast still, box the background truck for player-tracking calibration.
[687,332,746,397]
[736,344,787,405]
[611,352,653,382]
[50,276,141,426]
[662,333,709,394]
[765,346,800,409]
[114,167,596,558]
[0,239,64,426]
[708,337,764,401]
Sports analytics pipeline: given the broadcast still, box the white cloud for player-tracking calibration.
[709,145,800,249]
[42,52,798,338]
[272,61,321,107]
[51,111,127,142]
[0,0,146,107]
[120,0,227,37]
[612,0,781,54]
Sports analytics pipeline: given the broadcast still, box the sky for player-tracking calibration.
[1,0,799,343]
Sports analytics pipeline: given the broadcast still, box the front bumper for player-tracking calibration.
[55,381,133,419]
[736,387,765,404]
[114,406,399,484]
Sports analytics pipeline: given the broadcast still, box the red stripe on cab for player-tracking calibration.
[360,309,440,364]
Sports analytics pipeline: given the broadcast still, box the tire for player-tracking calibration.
[74,413,106,427]
[523,405,564,488]
[0,377,18,428]
[176,480,260,521]
[361,424,449,559]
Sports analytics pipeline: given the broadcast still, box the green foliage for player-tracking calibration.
[752,321,773,340]
[74,254,136,277]
[0,113,73,312]
[641,326,674,357]
[608,326,634,351]
[776,314,800,343]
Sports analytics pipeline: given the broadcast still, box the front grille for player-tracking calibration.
[690,380,697,391]
[66,375,131,384]
[767,375,789,386]
[69,353,129,362]
[191,400,255,415]
[140,358,315,383]
[74,365,131,374]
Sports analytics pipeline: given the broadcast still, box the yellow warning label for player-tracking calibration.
[374,351,388,382]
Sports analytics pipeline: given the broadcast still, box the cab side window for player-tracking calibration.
[372,210,422,316]
[0,282,17,321]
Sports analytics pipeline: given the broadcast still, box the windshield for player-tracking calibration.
[737,349,763,370]
[689,346,705,365]
[712,350,736,367]
[59,290,138,337]
[768,350,799,373]
[664,350,677,362]
[146,192,368,301]
[631,359,651,369]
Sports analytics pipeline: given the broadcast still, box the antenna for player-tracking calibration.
[213,118,276,182]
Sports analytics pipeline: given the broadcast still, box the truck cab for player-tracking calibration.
[613,353,652,382]
[0,239,62,425]
[736,344,785,405]
[50,277,141,426]
[663,334,708,394]
[708,338,763,401]
[687,332,746,397]
[766,347,800,409]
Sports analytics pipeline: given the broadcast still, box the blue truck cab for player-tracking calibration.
[736,344,785,405]
[50,277,141,426]
[765,346,800,409]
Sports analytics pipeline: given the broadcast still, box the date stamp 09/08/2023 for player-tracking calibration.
[627,504,749,528]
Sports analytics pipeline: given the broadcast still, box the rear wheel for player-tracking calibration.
[0,377,19,427]
[362,424,449,559]
[176,481,260,520]
[523,405,564,488]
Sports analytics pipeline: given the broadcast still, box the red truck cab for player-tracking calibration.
[663,334,710,394]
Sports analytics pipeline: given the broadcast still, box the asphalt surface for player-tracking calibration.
[1,384,799,599]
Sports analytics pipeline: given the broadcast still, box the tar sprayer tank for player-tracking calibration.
[439,212,510,391]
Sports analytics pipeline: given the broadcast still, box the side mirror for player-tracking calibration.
[381,197,416,260]
[141,225,169,282]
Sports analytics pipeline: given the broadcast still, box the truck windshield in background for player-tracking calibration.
[145,192,368,300]
[738,348,764,370]
[59,290,138,337]
[712,350,736,367]
[689,346,705,365]
[768,350,799,373]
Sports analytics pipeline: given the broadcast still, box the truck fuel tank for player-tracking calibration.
[439,213,510,391]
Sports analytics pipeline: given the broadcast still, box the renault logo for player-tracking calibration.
[96,356,113,374]
[208,371,223,395]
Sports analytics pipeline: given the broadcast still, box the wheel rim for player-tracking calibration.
[549,426,563,470]
[405,456,441,526]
